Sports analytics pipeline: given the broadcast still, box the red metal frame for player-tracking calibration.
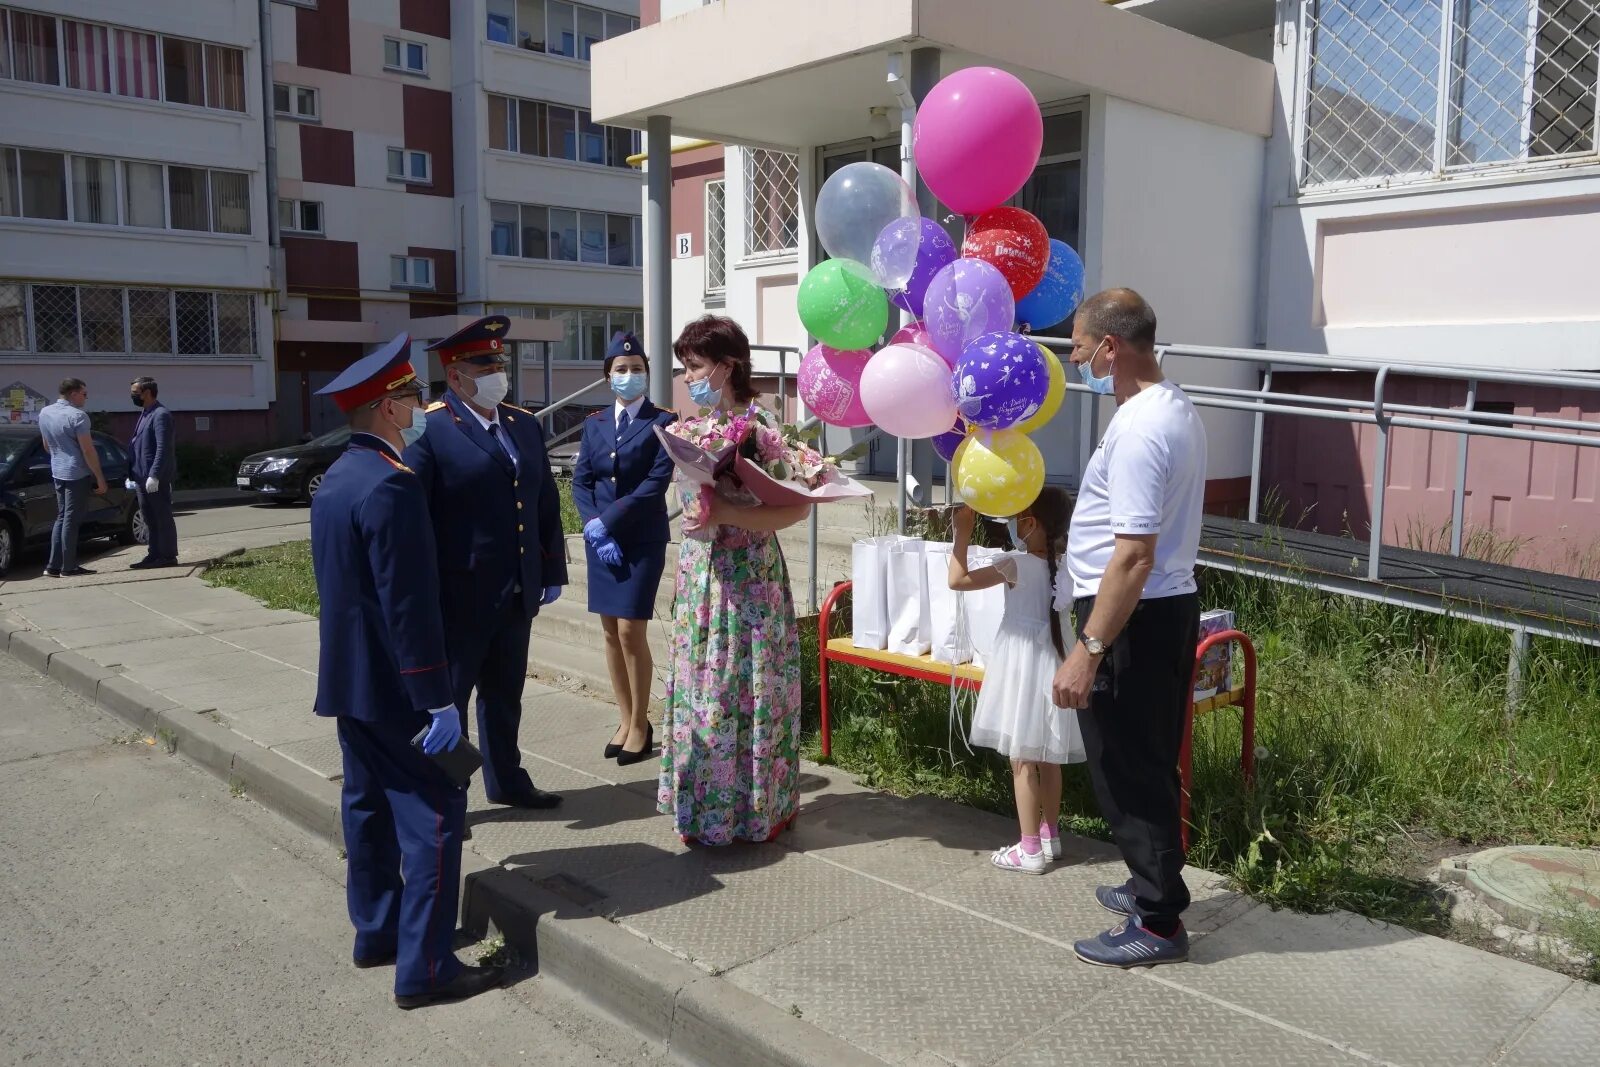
[817,583,1260,849]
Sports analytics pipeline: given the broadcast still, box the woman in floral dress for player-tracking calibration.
[658,316,812,845]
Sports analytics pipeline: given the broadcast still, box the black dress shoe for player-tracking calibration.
[615,724,655,767]
[60,567,96,576]
[353,951,397,969]
[603,734,624,760]
[394,963,504,1009]
[127,559,157,570]
[493,787,562,809]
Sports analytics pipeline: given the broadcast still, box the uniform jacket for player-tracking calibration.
[403,391,568,619]
[571,399,677,547]
[310,432,452,723]
[129,402,176,483]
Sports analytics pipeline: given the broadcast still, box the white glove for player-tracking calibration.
[124,478,137,491]
[145,477,159,493]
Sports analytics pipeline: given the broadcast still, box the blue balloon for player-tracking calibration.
[932,421,966,462]
[879,217,959,319]
[1014,239,1085,333]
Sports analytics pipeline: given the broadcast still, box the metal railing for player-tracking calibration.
[1031,335,1600,585]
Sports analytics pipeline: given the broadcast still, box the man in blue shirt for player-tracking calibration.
[38,377,108,577]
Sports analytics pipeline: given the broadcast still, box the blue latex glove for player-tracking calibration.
[421,706,461,755]
[541,586,562,606]
[583,517,607,545]
[595,537,623,567]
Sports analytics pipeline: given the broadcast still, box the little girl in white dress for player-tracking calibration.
[948,487,1084,874]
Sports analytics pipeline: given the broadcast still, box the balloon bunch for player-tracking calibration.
[795,67,1086,518]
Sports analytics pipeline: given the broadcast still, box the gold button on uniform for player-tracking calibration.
[518,524,525,532]
[517,501,523,510]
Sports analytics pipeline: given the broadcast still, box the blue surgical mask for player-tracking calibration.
[611,372,647,402]
[398,402,428,446]
[1006,517,1028,551]
[687,373,722,410]
[1077,339,1115,395]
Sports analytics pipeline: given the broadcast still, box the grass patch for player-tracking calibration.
[805,566,1600,937]
[556,477,581,536]
[205,540,320,616]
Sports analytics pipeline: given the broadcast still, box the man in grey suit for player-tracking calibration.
[128,376,178,569]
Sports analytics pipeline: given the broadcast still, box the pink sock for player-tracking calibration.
[1039,821,1057,840]
[1020,834,1042,856]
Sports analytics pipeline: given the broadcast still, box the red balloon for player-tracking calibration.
[961,207,1049,300]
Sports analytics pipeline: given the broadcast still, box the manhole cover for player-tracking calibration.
[1456,846,1600,925]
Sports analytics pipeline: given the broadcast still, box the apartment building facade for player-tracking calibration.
[613,0,1599,569]
[272,0,643,439]
[0,0,274,446]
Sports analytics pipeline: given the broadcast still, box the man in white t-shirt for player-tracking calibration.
[1050,288,1206,968]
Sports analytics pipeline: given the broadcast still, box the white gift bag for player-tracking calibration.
[964,546,1009,670]
[850,535,911,650]
[924,542,973,665]
[885,538,931,657]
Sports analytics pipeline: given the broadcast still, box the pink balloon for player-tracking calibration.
[912,67,1043,216]
[888,323,952,366]
[798,344,873,428]
[859,344,960,440]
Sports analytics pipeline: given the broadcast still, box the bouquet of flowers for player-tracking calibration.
[658,403,872,539]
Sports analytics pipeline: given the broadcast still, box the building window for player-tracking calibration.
[31,284,78,352]
[215,293,255,354]
[210,170,250,234]
[1300,0,1600,189]
[175,290,216,354]
[122,161,165,227]
[113,28,159,100]
[8,11,59,86]
[742,148,800,258]
[0,282,25,351]
[486,0,637,57]
[279,198,323,234]
[62,19,111,93]
[167,166,209,231]
[383,37,427,75]
[485,94,640,166]
[488,201,641,267]
[495,304,642,361]
[387,147,431,183]
[79,286,126,352]
[273,82,319,119]
[705,179,726,294]
[17,148,66,220]
[128,288,171,352]
[390,255,434,290]
[69,155,116,224]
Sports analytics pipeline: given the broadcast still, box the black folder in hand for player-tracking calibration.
[409,728,484,787]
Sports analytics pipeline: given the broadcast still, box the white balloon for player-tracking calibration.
[859,343,960,440]
[814,162,918,274]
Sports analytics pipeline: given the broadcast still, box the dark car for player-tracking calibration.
[235,426,351,504]
[0,425,145,577]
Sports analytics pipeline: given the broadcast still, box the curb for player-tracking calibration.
[1,612,886,1067]
[173,488,253,509]
[462,868,887,1067]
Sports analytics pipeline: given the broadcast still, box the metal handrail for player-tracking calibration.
[1031,334,1600,583]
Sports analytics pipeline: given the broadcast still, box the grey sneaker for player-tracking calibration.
[1074,919,1189,968]
[1094,883,1137,917]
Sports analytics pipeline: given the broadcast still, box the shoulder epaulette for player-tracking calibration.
[425,401,446,412]
[379,451,414,474]
[588,409,604,419]
[501,402,534,416]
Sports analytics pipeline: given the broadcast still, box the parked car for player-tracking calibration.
[235,426,351,504]
[0,425,144,577]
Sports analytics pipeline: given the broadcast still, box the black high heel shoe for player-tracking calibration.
[603,731,625,760]
[616,723,654,766]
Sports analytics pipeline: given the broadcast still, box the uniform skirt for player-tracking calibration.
[586,539,669,620]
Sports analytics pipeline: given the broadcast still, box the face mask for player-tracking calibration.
[687,371,722,410]
[130,393,144,407]
[1077,340,1115,396]
[611,372,647,402]
[394,400,428,446]
[465,370,509,408]
[1005,517,1031,551]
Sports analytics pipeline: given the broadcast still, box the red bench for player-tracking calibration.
[816,580,1258,848]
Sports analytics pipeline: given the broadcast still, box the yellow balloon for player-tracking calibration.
[954,429,1046,517]
[1015,343,1066,434]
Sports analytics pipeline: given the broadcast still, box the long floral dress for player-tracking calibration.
[657,475,802,845]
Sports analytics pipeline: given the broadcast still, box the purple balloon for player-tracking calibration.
[953,331,1050,430]
[932,422,966,462]
[877,217,958,319]
[924,259,1016,364]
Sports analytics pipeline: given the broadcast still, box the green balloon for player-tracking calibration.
[797,259,889,351]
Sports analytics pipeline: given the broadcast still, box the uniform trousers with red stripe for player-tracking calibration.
[336,717,467,996]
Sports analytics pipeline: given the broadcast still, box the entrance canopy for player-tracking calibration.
[591,0,1273,144]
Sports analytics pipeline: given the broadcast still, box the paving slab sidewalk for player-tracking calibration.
[2,575,1596,1067]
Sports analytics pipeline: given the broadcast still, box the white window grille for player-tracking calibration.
[1,281,255,356]
[0,282,25,351]
[704,179,727,294]
[1300,0,1600,189]
[741,148,800,258]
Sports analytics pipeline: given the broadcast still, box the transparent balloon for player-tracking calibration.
[814,162,918,278]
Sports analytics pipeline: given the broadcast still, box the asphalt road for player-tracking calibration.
[0,652,674,1067]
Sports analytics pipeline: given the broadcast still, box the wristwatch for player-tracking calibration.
[1082,635,1108,657]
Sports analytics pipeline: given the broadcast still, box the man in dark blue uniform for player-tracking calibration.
[310,334,503,1009]
[405,315,567,809]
